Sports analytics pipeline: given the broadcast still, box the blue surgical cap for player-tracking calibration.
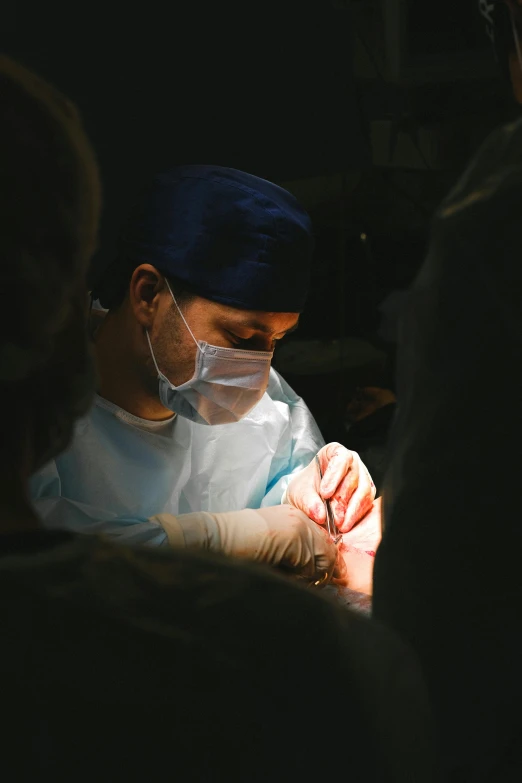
[118,165,314,312]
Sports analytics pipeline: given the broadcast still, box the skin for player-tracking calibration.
[337,497,383,595]
[94,264,299,421]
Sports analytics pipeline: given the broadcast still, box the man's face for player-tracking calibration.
[149,289,299,390]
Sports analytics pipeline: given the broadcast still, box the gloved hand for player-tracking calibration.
[151,505,340,585]
[285,442,376,533]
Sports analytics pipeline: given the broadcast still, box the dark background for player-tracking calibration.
[4,1,369,284]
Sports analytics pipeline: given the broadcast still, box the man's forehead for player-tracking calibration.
[226,313,299,334]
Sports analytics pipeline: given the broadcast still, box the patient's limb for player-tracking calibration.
[335,497,382,595]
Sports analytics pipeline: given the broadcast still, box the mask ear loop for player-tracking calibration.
[146,279,199,384]
[165,279,200,349]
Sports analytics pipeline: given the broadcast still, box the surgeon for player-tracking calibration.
[31,166,376,576]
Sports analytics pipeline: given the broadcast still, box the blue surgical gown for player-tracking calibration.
[30,369,324,546]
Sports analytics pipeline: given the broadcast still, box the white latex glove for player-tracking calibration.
[285,442,376,533]
[150,505,340,584]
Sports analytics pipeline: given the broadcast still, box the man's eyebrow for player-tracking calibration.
[232,320,299,336]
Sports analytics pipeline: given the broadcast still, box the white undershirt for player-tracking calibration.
[94,394,176,436]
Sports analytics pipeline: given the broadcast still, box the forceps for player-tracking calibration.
[315,455,342,546]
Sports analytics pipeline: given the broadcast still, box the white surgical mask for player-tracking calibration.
[146,281,273,425]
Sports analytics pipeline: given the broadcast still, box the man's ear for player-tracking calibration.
[129,264,167,328]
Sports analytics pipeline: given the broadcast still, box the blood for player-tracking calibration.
[340,542,376,558]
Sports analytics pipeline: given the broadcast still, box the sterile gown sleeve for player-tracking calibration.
[30,459,169,546]
[259,370,325,506]
[373,122,522,782]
